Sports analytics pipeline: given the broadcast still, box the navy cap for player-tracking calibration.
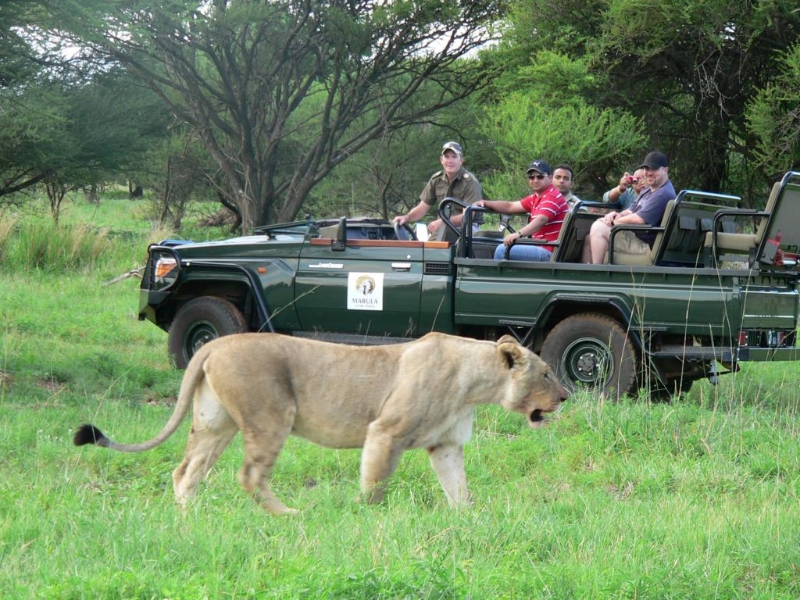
[638,151,669,170]
[526,159,552,176]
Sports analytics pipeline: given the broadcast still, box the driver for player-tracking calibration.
[392,141,483,240]
[475,160,569,261]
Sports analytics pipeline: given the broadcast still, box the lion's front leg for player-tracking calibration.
[427,444,470,507]
[359,424,405,504]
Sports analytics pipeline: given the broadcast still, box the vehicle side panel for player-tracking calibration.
[295,240,427,337]
[453,261,775,341]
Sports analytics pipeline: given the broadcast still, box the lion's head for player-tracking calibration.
[495,335,568,427]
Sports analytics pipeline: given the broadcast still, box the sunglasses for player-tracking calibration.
[527,173,547,180]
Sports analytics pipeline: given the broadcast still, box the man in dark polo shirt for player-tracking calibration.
[393,141,482,240]
[581,151,676,264]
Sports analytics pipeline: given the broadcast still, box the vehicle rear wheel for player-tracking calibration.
[541,313,638,400]
[168,296,248,369]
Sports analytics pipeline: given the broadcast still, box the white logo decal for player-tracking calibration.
[347,272,384,311]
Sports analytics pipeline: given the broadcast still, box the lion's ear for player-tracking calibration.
[497,339,526,370]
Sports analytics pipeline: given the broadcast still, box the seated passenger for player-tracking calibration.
[553,163,581,209]
[476,160,570,261]
[581,152,676,264]
[601,167,647,211]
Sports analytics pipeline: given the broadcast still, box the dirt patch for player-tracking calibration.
[36,377,65,393]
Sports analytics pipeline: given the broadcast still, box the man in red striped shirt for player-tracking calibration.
[476,159,570,261]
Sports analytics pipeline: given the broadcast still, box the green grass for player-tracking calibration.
[1,195,799,598]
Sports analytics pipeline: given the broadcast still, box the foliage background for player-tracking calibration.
[2,0,799,228]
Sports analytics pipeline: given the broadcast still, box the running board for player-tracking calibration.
[650,346,735,362]
[291,331,416,346]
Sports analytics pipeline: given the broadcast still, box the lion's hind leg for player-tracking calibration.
[236,406,298,515]
[172,401,239,506]
[359,422,406,505]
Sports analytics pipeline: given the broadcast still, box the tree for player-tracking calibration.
[306,93,493,221]
[746,43,800,178]
[50,0,504,232]
[1,3,172,210]
[491,0,800,201]
[0,1,58,198]
[478,52,647,200]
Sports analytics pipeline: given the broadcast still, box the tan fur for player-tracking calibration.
[81,332,566,514]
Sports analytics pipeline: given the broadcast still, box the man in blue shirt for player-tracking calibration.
[582,151,676,264]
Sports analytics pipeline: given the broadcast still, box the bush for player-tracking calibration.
[0,212,17,259]
[0,217,112,272]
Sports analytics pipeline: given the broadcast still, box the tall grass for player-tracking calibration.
[1,194,799,598]
[0,216,111,271]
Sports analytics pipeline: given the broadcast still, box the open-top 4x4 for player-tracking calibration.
[139,172,800,399]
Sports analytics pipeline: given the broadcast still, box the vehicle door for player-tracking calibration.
[295,238,425,338]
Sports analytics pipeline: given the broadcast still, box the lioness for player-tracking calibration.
[74,332,566,514]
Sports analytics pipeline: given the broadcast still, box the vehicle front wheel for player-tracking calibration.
[541,313,639,400]
[168,296,248,369]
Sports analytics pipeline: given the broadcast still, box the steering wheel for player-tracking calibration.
[394,220,417,241]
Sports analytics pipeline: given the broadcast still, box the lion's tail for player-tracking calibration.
[73,349,208,453]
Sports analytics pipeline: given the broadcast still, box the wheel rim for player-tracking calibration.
[183,321,218,359]
[560,337,615,389]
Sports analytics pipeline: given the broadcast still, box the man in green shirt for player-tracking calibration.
[393,141,482,239]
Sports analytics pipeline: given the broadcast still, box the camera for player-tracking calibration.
[625,175,638,184]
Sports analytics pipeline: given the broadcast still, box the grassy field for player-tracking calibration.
[1,196,799,598]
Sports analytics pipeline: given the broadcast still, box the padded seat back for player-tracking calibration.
[703,182,780,257]
[611,199,677,266]
[551,208,599,262]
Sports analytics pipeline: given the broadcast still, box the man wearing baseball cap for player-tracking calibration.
[582,151,675,263]
[476,159,570,261]
[393,141,483,239]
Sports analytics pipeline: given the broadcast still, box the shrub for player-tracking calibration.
[0,217,112,272]
[0,212,17,260]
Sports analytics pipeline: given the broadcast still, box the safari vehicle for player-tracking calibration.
[139,171,800,399]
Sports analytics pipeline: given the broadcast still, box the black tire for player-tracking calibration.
[168,296,248,369]
[541,313,639,400]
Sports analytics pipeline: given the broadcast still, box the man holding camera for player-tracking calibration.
[602,167,647,211]
[581,151,676,264]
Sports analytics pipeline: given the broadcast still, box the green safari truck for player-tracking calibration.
[139,172,800,399]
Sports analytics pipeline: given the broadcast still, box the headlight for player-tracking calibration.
[152,252,179,288]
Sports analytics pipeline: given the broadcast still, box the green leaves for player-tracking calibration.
[481,88,645,199]
[746,44,800,175]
